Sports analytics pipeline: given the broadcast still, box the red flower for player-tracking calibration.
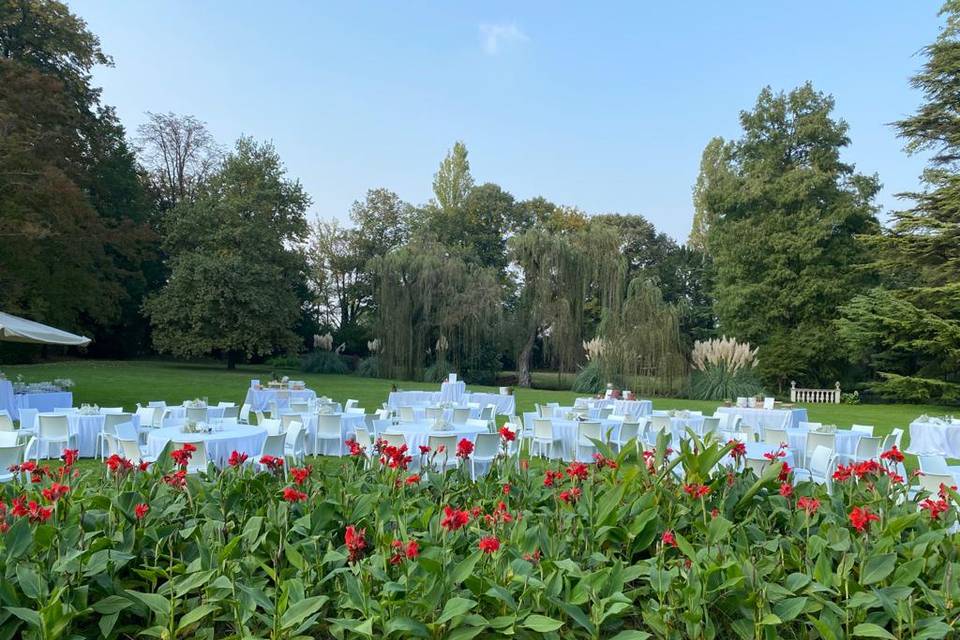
[662,530,678,548]
[379,444,412,470]
[849,506,880,533]
[778,462,792,483]
[682,483,711,499]
[853,460,882,479]
[346,439,365,457]
[60,449,79,467]
[796,496,820,515]
[728,440,746,461]
[405,539,420,559]
[779,482,793,498]
[502,483,511,495]
[228,450,248,467]
[389,538,421,564]
[543,470,563,487]
[11,496,28,517]
[25,500,52,523]
[566,461,589,481]
[345,525,367,563]
[105,454,134,476]
[523,549,542,563]
[41,483,70,502]
[880,446,904,463]
[290,466,312,486]
[405,473,420,485]
[920,498,949,519]
[260,455,285,474]
[593,453,618,470]
[519,459,529,471]
[559,487,582,503]
[282,486,307,502]
[170,446,194,467]
[938,483,957,500]
[478,536,501,554]
[833,464,853,482]
[440,506,470,532]
[135,503,150,520]
[456,438,474,459]
[138,461,150,472]
[418,445,431,454]
[162,470,187,489]
[498,426,516,442]
[763,448,786,461]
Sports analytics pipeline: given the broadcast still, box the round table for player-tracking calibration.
[145,424,267,466]
[407,406,480,422]
[382,422,485,454]
[907,419,960,457]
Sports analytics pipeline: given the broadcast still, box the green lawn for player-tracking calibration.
[3,359,956,468]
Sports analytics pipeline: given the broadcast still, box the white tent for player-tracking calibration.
[0,311,91,346]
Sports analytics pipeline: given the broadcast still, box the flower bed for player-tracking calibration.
[0,433,957,638]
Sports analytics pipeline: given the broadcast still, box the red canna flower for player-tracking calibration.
[779,482,793,498]
[763,447,786,461]
[778,462,792,483]
[559,486,582,503]
[11,496,28,517]
[344,525,367,563]
[796,496,820,515]
[162,470,187,489]
[405,473,420,485]
[456,438,474,459]
[440,505,470,532]
[523,549,542,563]
[592,453,618,470]
[418,445,431,455]
[405,539,420,559]
[498,426,516,442]
[105,454,134,476]
[710,508,719,518]
[379,444,412,470]
[228,450,248,467]
[938,483,958,500]
[138,461,150,472]
[346,439,365,457]
[478,536,501,554]
[135,503,149,520]
[260,455,285,475]
[880,446,904,463]
[543,470,563,487]
[282,486,307,503]
[662,530,678,548]
[853,460,882,479]
[26,501,52,523]
[728,440,747,461]
[290,466,312,486]
[849,506,880,533]
[566,461,589,481]
[502,483,511,495]
[60,449,79,467]
[683,483,711,499]
[519,459,529,471]
[170,446,194,467]
[41,483,70,502]
[920,498,949,519]
[833,464,853,482]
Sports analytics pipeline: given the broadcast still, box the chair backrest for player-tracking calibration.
[618,420,640,443]
[0,411,14,432]
[285,422,305,457]
[851,424,875,436]
[221,406,239,420]
[425,407,444,420]
[186,407,207,423]
[317,414,342,437]
[155,408,171,428]
[239,403,252,424]
[261,433,287,459]
[744,457,768,476]
[260,418,283,435]
[0,431,20,447]
[180,440,208,473]
[100,407,124,414]
[649,415,672,433]
[598,406,614,419]
[473,432,500,459]
[354,426,372,446]
[452,408,471,424]
[116,438,143,461]
[135,406,156,428]
[37,414,69,438]
[280,414,301,430]
[217,401,236,408]
[798,421,822,432]
[854,436,883,460]
[728,415,743,432]
[579,420,602,442]
[345,399,358,410]
[918,472,956,495]
[891,428,904,448]
[116,422,139,441]
[918,455,949,475]
[380,432,407,448]
[809,445,834,478]
[465,418,490,432]
[533,418,554,439]
[399,407,416,422]
[763,427,788,447]
[290,402,310,413]
[427,434,457,461]
[0,441,28,471]
[101,433,118,459]
[147,401,166,408]
[806,432,836,460]
[103,413,133,432]
[763,397,775,410]
[701,417,721,435]
[880,432,897,452]
[479,405,494,421]
[18,408,39,431]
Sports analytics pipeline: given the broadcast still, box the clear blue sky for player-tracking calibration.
[71,0,941,241]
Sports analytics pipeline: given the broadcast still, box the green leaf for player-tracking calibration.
[608,632,652,640]
[772,597,807,622]
[281,595,329,630]
[451,551,482,585]
[92,596,132,615]
[5,607,40,629]
[522,614,564,632]
[437,598,477,626]
[852,622,896,638]
[176,603,219,633]
[125,590,171,619]
[384,617,430,637]
[861,553,896,585]
[5,519,32,559]
[98,612,119,638]
[15,566,42,601]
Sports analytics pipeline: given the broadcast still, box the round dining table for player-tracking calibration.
[145,424,268,466]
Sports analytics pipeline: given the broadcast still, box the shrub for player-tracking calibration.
[355,356,381,378]
[421,357,453,383]
[264,355,301,369]
[571,360,604,393]
[300,350,349,374]
[690,365,764,400]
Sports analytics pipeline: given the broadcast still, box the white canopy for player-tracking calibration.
[0,311,91,346]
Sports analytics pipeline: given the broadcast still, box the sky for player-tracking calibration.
[70,0,943,242]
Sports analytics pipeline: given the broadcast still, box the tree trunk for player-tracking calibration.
[226,350,239,370]
[517,326,537,387]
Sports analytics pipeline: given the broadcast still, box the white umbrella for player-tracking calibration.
[0,311,91,346]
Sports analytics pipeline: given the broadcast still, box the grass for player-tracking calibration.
[3,359,957,469]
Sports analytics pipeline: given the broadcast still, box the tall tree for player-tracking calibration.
[689,137,728,253]
[703,83,880,389]
[136,111,222,211]
[144,138,309,367]
[432,141,473,212]
[837,2,960,402]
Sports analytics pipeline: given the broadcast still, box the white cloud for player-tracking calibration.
[479,23,529,55]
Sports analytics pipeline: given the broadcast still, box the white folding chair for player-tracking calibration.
[793,445,836,493]
[470,433,500,480]
[315,414,343,456]
[531,418,561,459]
[0,411,14,432]
[284,421,307,463]
[851,424,875,437]
[451,407,472,425]
[576,420,603,461]
[33,414,76,461]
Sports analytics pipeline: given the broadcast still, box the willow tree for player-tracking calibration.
[371,238,502,382]
[509,219,624,387]
[593,278,688,396]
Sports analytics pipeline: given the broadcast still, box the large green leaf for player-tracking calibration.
[521,614,564,632]
[852,622,896,638]
[436,597,477,625]
[861,553,896,585]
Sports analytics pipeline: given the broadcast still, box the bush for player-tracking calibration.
[355,356,381,378]
[264,355,301,369]
[300,350,349,374]
[460,344,502,386]
[571,361,604,393]
[690,364,764,401]
[421,357,453,383]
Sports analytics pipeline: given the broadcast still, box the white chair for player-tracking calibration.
[32,414,76,461]
[451,407,472,425]
[290,401,310,413]
[793,445,836,493]
[239,403,253,424]
[0,432,20,447]
[917,472,956,496]
[186,407,207,423]
[763,397,775,410]
[260,418,283,435]
[479,405,495,422]
[803,432,835,469]
[399,407,416,422]
[531,418,561,459]
[918,455,951,476]
[100,407,124,414]
[470,433,500,480]
[284,421,307,463]
[345,399,359,411]
[96,413,133,458]
[890,428,904,449]
[379,432,407,448]
[576,420,603,461]
[0,411,14,432]
[763,427,788,447]
[851,424,875,436]
[646,416,673,445]
[315,414,343,456]
[135,406,156,431]
[258,434,288,478]
[221,406,239,421]
[598,406,614,420]
[147,401,167,409]
[53,407,77,415]
[845,435,883,464]
[18,408,39,432]
[744,457,769,476]
[177,440,208,474]
[700,417,721,436]
[611,420,640,453]
[798,421,822,432]
[465,418,491,433]
[115,437,157,464]
[280,414,301,431]
[0,439,33,482]
[426,434,458,471]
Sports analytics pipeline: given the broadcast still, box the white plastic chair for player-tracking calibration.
[315,414,343,456]
[611,420,640,453]
[647,416,673,445]
[258,434,288,478]
[178,440,208,474]
[115,437,157,464]
[18,408,39,432]
[804,432,836,470]
[33,414,76,461]
[260,418,283,435]
[147,401,167,409]
[576,420,603,461]
[290,401,310,413]
[399,407,416,422]
[851,424,875,436]
[100,407,124,414]
[379,432,407,448]
[0,439,32,482]
[0,432,19,447]
[452,408,471,425]
[345,399,359,411]
[221,406,239,421]
[846,435,883,464]
[426,434,458,471]
[470,433,500,480]
[465,418,492,433]
[479,405,495,422]
[798,421,822,432]
[186,407,207,423]
[763,427,788,447]
[0,411,14,432]
[792,445,836,493]
[700,417,721,436]
[918,455,950,475]
[531,418,560,458]
[239,403,253,424]
[917,472,956,496]
[285,421,307,463]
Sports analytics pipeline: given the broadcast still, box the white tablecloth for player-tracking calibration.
[14,392,73,419]
[164,405,226,427]
[784,428,862,460]
[146,424,268,466]
[907,419,960,457]
[243,388,316,412]
[729,442,795,468]
[465,393,516,416]
[0,380,14,420]
[715,406,808,430]
[524,416,622,462]
[382,422,486,457]
[388,391,440,408]
[407,406,480,422]
[574,398,653,418]
[440,380,466,403]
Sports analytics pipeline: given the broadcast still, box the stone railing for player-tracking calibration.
[790,381,841,404]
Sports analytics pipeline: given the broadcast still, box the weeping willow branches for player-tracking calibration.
[370,239,502,381]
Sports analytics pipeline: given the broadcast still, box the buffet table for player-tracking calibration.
[573,398,652,418]
[907,418,960,457]
[14,391,73,420]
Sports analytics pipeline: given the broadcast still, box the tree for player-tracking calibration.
[136,111,222,211]
[144,137,310,367]
[703,83,880,389]
[837,2,960,402]
[432,141,473,212]
[689,137,728,253]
